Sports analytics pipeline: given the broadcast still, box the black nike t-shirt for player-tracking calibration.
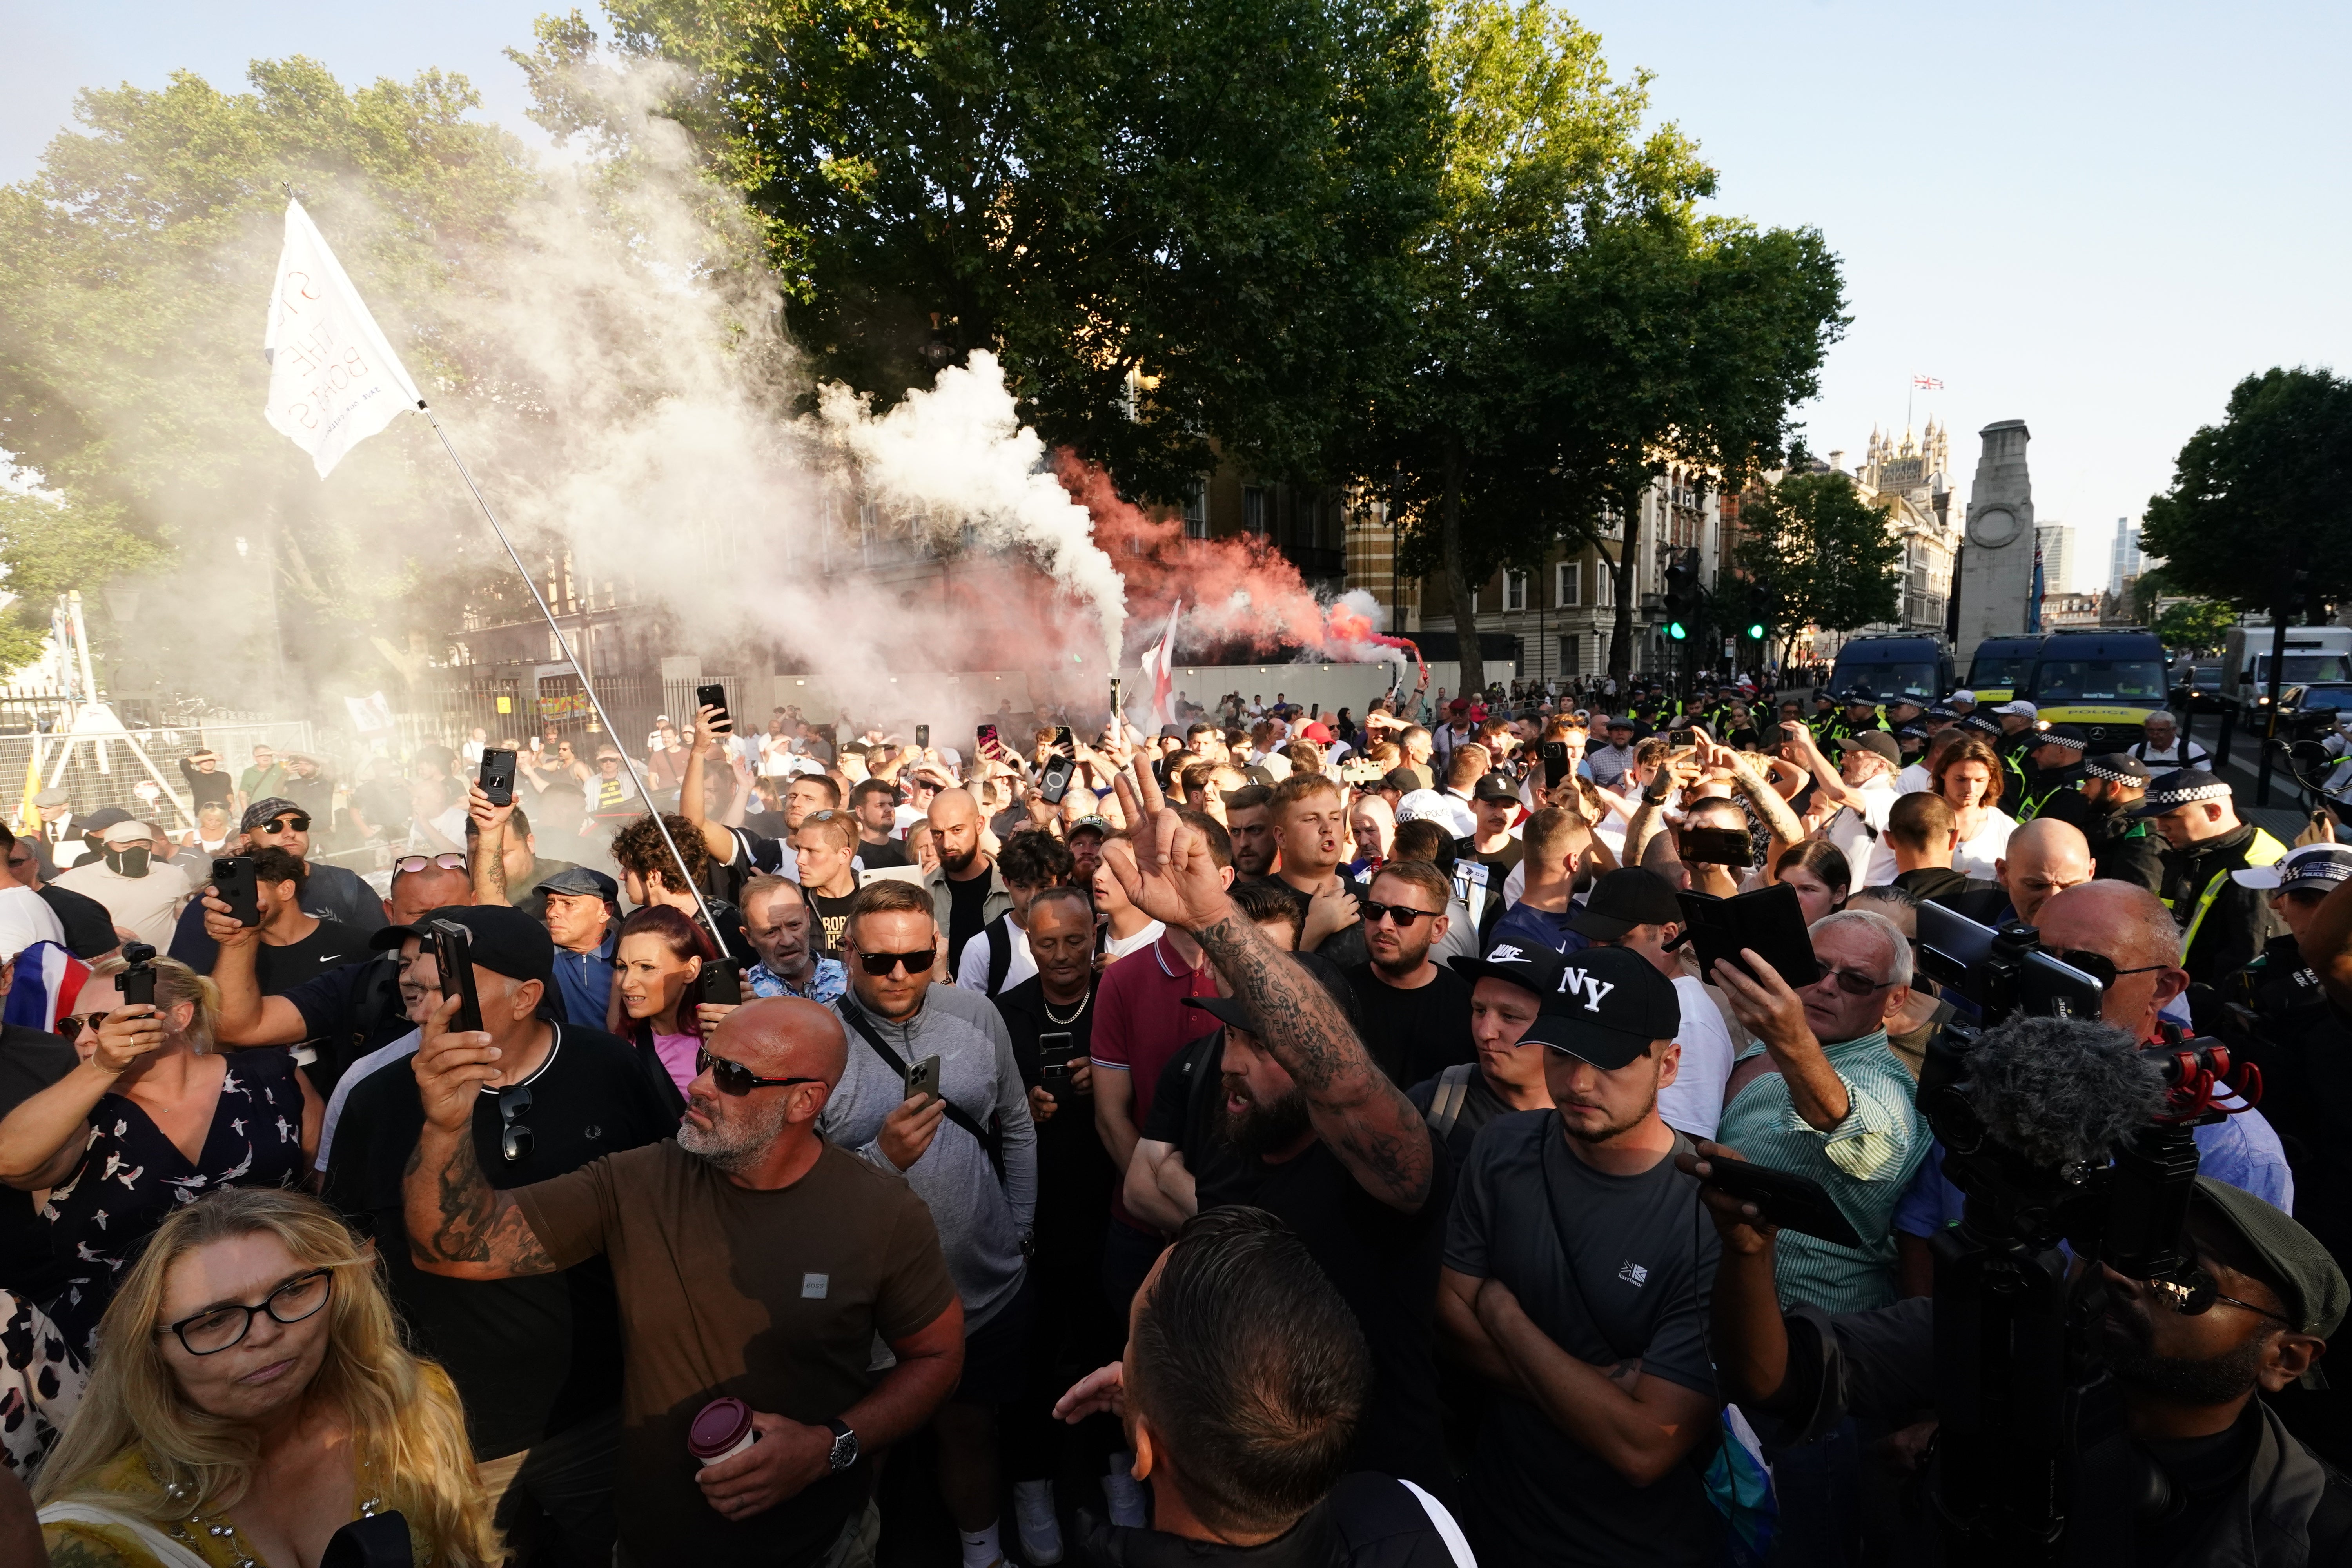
[322,1021,675,1459]
[253,918,377,997]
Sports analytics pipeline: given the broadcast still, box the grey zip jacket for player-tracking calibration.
[824,982,1037,1329]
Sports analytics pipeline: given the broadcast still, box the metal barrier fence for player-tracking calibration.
[1,717,316,831]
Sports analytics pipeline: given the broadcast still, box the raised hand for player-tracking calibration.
[1105,765,1232,934]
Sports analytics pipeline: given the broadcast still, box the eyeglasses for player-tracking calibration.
[1810,963,1896,997]
[497,1084,533,1163]
[696,1046,822,1096]
[855,948,936,976]
[2151,1272,2295,1326]
[1360,900,1441,928]
[258,816,310,835]
[60,1011,113,1038]
[164,1269,334,1356]
[2048,951,2169,990]
[394,854,468,875]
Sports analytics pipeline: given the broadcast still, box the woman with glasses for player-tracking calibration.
[35,1187,498,1567]
[0,954,316,1356]
[613,905,718,1108]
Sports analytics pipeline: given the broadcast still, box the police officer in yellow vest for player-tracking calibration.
[2136,768,2290,986]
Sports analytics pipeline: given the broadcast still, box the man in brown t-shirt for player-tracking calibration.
[404,994,963,1565]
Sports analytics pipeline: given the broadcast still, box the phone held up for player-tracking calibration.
[118,942,159,1008]
[915,724,931,750]
[478,748,517,808]
[696,957,744,1007]
[212,855,261,928]
[696,683,732,735]
[905,1053,944,1105]
[1541,740,1571,789]
[428,918,485,1035]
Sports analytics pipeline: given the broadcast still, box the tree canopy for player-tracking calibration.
[2141,366,2352,617]
[1730,470,1900,670]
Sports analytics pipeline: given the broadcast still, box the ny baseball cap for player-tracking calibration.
[1520,946,1681,1069]
[1837,731,1901,766]
[1566,867,1683,941]
[2232,843,2352,895]
[1993,700,2038,719]
[370,903,555,989]
[2131,768,2233,818]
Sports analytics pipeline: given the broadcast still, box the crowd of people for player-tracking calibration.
[0,671,2342,1568]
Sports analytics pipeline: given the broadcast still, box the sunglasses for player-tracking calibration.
[497,1085,533,1163]
[60,1011,116,1038]
[394,854,468,875]
[855,948,936,976]
[2048,951,2169,990]
[1810,963,1896,997]
[1360,900,1441,928]
[696,1046,822,1096]
[258,816,311,835]
[2150,1272,2294,1325]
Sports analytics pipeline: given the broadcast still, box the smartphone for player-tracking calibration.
[212,856,261,928]
[915,724,930,750]
[905,1053,944,1104]
[1676,882,1817,991]
[696,956,743,1007]
[696,683,731,735]
[1040,754,1076,805]
[428,918,484,1034]
[978,722,1000,755]
[479,747,517,808]
[1701,1157,1863,1248]
[1670,731,1697,751]
[1053,724,1074,754]
[1541,740,1570,789]
[1679,825,1754,866]
[1038,1031,1075,1076]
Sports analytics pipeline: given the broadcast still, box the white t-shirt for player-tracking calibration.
[1864,805,2018,886]
[2131,739,2212,769]
[1660,975,1736,1140]
[1824,777,1899,884]
[956,920,1034,995]
[1895,763,1932,795]
[1103,920,1166,962]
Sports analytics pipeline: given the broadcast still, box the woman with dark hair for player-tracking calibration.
[1771,840,1852,924]
[610,904,717,1109]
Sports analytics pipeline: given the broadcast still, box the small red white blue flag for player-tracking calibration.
[5,941,93,1036]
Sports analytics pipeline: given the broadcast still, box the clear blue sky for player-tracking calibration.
[7,0,2347,595]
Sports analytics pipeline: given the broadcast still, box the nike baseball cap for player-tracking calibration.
[1453,939,1570,996]
[1520,946,1682,1070]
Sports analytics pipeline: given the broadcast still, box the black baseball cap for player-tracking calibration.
[1453,939,1569,996]
[1379,767,1421,794]
[1181,950,1360,1037]
[1471,773,1520,803]
[1521,946,1681,1069]
[370,904,555,988]
[1566,867,1683,941]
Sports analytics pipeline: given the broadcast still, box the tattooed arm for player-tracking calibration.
[401,993,557,1279]
[1102,765,1434,1214]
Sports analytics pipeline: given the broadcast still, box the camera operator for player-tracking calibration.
[2138,769,2289,985]
[1695,1134,2351,1567]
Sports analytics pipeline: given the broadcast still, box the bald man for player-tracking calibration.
[927,788,1011,969]
[1940,818,2095,927]
[1896,880,2293,1292]
[407,996,967,1562]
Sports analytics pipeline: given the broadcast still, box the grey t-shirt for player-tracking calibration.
[1445,1109,1722,1566]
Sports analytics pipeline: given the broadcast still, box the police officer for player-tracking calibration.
[2055,753,2167,892]
[1988,699,2043,812]
[1834,686,1885,741]
[2137,768,2290,985]
[2214,842,2351,1031]
[2014,724,2090,822]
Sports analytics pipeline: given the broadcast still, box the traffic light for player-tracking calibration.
[1663,551,1699,645]
[1667,621,1688,641]
[1743,577,1771,642]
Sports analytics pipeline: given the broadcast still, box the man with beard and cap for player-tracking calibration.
[2139,769,2290,986]
[1407,940,1560,1167]
[1437,944,1726,1567]
[1702,1141,2352,1568]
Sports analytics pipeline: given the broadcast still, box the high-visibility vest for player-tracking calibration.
[2177,828,2289,958]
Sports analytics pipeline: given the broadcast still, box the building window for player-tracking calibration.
[1559,634,1580,674]
[1504,572,1528,612]
[1557,561,1580,606]
[1183,481,1207,541]
[1243,486,1267,536]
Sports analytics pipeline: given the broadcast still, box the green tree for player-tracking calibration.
[1345,1,1844,692]
[2153,596,2236,654]
[544,0,1444,501]
[1731,470,1900,671]
[0,58,533,693]
[2141,367,2352,618]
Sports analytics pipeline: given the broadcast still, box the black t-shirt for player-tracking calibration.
[1406,1065,1515,1171]
[857,835,911,870]
[1344,963,1475,1089]
[283,955,410,1101]
[0,1027,76,1299]
[1155,1036,1454,1490]
[946,871,993,977]
[322,1021,675,1459]
[37,883,117,960]
[253,918,377,996]
[995,976,1115,1264]
[1475,838,1524,881]
[1446,1111,1721,1566]
[808,887,858,959]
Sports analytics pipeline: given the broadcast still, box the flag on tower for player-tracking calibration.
[263,200,424,477]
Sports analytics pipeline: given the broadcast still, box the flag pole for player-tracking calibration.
[417,402,722,938]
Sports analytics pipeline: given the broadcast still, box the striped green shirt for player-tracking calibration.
[1716,1028,1928,1314]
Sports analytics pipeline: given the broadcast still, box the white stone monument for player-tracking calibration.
[1955,420,2036,664]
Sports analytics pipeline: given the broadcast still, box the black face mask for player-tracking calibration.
[103,847,150,878]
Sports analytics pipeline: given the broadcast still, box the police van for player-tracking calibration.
[2016,628,2170,748]
[1964,635,2043,704]
[1826,635,1953,706]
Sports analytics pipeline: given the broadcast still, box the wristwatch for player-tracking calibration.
[825,1418,859,1472]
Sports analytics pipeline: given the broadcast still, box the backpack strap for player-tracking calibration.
[837,999,1004,1179]
[985,916,1012,996]
[1427,1062,1475,1138]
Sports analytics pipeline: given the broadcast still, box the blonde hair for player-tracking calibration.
[90,954,219,1054]
[36,1189,498,1565]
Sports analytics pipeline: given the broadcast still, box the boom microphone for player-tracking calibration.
[1958,1015,2169,1169]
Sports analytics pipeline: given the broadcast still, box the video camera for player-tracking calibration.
[1909,902,2263,1560]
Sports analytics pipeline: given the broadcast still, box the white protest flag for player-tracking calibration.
[263,200,423,477]
[1138,600,1183,729]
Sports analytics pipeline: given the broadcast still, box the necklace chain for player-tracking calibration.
[1042,991,1091,1025]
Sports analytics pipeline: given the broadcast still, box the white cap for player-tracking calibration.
[101,820,152,848]
[1993,700,2038,719]
[1950,690,1976,704]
